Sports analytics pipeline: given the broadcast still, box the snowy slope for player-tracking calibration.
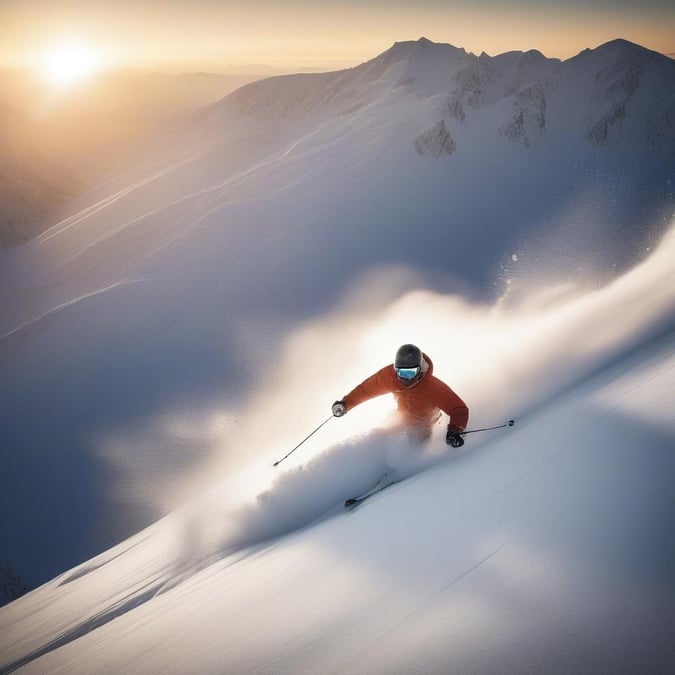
[0,36,673,596]
[1,311,673,673]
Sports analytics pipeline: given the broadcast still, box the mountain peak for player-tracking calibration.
[599,38,644,50]
[392,37,434,48]
[522,48,546,61]
[386,37,465,56]
[573,38,670,65]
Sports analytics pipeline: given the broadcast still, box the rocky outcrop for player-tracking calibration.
[499,83,547,147]
[415,120,456,157]
[443,96,466,123]
[586,56,644,145]
[588,103,627,146]
[646,108,675,146]
[0,559,29,606]
[452,60,493,109]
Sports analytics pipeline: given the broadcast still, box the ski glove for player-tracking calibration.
[446,427,464,448]
[332,400,347,417]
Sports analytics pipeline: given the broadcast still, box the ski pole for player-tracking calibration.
[272,415,334,467]
[460,419,515,436]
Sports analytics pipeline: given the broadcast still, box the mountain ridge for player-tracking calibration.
[215,36,674,156]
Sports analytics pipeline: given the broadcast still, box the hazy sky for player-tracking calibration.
[1,0,673,72]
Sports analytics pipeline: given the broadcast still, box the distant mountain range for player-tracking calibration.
[222,37,674,154]
[2,38,672,245]
[0,69,264,244]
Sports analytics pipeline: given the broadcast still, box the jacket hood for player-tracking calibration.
[422,353,433,377]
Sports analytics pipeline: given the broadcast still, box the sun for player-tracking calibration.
[40,42,103,87]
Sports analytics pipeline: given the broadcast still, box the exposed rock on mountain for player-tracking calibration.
[415,119,456,157]
[0,559,29,606]
[499,83,547,147]
[443,96,466,123]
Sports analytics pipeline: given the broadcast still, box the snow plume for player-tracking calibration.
[174,430,447,565]
[104,221,675,576]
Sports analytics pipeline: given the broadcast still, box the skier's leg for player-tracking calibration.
[406,424,432,444]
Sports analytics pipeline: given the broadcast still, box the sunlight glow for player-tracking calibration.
[40,42,103,87]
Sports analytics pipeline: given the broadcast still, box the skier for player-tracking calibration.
[331,344,469,446]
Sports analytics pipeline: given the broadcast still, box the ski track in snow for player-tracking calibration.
[38,118,334,263]
[0,278,151,343]
[341,539,513,669]
[37,147,213,244]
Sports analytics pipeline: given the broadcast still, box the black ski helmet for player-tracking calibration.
[395,344,422,369]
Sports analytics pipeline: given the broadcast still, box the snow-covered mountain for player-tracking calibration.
[0,68,273,244]
[220,36,674,152]
[0,37,674,672]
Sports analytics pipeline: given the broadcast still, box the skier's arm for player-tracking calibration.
[342,366,395,412]
[429,378,469,430]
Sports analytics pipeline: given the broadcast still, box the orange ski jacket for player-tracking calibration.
[342,355,469,430]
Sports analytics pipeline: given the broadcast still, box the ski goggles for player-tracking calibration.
[396,366,420,380]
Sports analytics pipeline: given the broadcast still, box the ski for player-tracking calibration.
[344,474,399,510]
